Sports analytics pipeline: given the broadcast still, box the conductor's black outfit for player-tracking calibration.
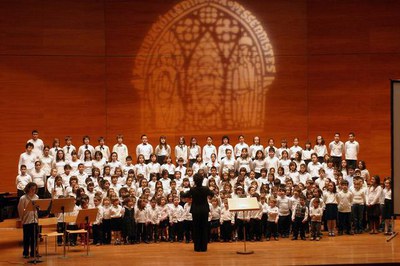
[182,182,214,252]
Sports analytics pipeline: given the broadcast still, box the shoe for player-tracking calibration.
[23,255,29,259]
[96,243,100,246]
[310,237,315,241]
[266,238,270,241]
[291,237,297,240]
[301,237,306,240]
[316,237,320,241]
[274,237,278,241]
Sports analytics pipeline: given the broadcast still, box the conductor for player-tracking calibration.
[181,173,214,252]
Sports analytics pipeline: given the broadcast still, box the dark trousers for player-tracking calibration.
[331,156,342,169]
[352,204,364,232]
[236,219,249,241]
[157,155,166,166]
[93,224,103,244]
[169,222,183,241]
[102,219,111,244]
[37,187,46,199]
[338,212,352,233]
[310,221,321,238]
[23,223,38,257]
[137,223,147,242]
[57,222,66,245]
[183,220,192,242]
[261,214,268,237]
[249,218,261,240]
[192,213,209,252]
[266,221,278,238]
[220,221,232,242]
[346,159,357,170]
[147,224,159,242]
[292,217,306,238]
[67,224,78,244]
[278,215,291,237]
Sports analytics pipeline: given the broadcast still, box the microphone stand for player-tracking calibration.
[28,201,43,264]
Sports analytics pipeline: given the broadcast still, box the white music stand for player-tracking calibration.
[50,198,75,258]
[228,197,260,255]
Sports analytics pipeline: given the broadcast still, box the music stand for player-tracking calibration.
[26,199,52,264]
[50,198,75,258]
[74,208,98,256]
[228,197,260,255]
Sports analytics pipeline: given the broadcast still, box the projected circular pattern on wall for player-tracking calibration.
[133,0,276,133]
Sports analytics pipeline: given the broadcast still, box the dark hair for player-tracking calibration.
[372,175,380,186]
[193,173,203,187]
[32,130,39,135]
[221,135,230,143]
[94,151,103,159]
[24,182,38,194]
[82,135,90,142]
[26,142,34,149]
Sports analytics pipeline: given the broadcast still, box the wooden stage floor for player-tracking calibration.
[0,220,399,265]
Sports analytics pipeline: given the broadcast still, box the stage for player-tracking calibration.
[1,220,399,265]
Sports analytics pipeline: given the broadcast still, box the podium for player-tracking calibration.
[228,197,260,255]
[26,199,52,264]
[50,198,75,258]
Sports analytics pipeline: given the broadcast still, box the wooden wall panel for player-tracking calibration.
[0,0,399,192]
[0,0,105,55]
[0,56,106,192]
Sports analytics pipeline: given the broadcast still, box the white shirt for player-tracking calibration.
[234,142,249,157]
[367,186,382,205]
[18,152,38,173]
[289,145,303,159]
[236,157,252,173]
[220,157,236,174]
[136,143,153,160]
[16,174,32,191]
[63,145,76,161]
[95,145,111,161]
[161,163,176,175]
[253,159,267,173]
[218,144,233,161]
[174,145,188,163]
[350,187,366,204]
[27,138,44,157]
[344,140,359,160]
[249,144,264,159]
[113,144,129,162]
[155,144,171,157]
[40,155,53,176]
[188,145,201,160]
[78,144,95,160]
[329,141,344,157]
[202,144,217,164]
[92,158,107,172]
[314,145,328,157]
[29,169,46,188]
[337,190,353,213]
[307,162,322,177]
[302,149,313,161]
[147,162,161,175]
[265,156,279,172]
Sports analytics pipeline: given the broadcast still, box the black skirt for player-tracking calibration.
[111,217,122,231]
[325,204,338,220]
[382,199,393,219]
[367,204,381,218]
